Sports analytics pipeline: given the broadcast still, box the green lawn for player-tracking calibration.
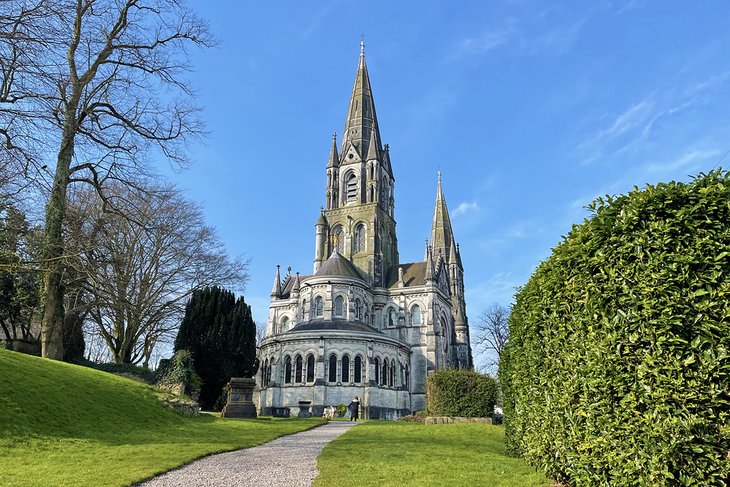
[315,421,549,487]
[0,349,322,487]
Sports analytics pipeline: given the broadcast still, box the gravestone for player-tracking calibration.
[221,377,257,418]
[298,400,313,418]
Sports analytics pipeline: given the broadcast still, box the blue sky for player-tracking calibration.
[161,1,730,365]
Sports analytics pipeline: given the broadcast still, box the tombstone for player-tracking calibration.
[298,400,313,418]
[221,377,257,418]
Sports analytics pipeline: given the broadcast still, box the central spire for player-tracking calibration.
[342,41,382,161]
[431,172,457,265]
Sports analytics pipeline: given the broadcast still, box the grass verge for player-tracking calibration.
[0,349,322,487]
[314,421,549,487]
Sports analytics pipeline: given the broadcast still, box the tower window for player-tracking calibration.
[346,172,358,202]
[355,299,362,320]
[410,306,421,326]
[375,357,380,384]
[382,359,388,386]
[279,316,288,334]
[314,297,324,317]
[334,295,344,317]
[354,224,365,253]
[388,308,396,327]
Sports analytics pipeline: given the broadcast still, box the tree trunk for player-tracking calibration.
[41,124,75,359]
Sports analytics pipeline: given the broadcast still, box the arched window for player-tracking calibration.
[346,172,358,202]
[333,226,344,254]
[404,364,409,388]
[328,354,337,382]
[369,184,374,203]
[380,176,388,205]
[295,355,303,383]
[355,299,362,320]
[388,308,396,327]
[285,356,292,384]
[354,224,365,253]
[374,357,380,385]
[279,316,289,334]
[334,296,344,317]
[314,296,324,317]
[389,363,395,387]
[262,358,269,386]
[354,356,362,383]
[341,355,350,383]
[382,359,389,386]
[410,306,421,326]
[306,354,315,383]
[267,359,272,385]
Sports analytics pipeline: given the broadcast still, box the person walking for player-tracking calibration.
[347,396,360,422]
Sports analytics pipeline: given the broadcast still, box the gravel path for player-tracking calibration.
[137,421,357,487]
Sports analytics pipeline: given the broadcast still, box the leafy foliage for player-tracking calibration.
[156,350,201,393]
[426,369,497,417]
[174,286,258,410]
[500,169,730,485]
[78,359,159,384]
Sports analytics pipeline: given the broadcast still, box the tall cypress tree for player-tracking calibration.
[174,286,258,410]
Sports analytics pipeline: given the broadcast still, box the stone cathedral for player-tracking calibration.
[257,43,472,419]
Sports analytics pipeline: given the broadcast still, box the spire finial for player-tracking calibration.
[438,170,442,184]
[360,35,365,56]
[332,131,337,141]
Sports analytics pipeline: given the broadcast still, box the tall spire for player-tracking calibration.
[430,171,455,263]
[342,41,382,158]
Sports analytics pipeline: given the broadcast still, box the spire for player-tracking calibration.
[271,265,282,297]
[342,41,381,158]
[326,132,339,168]
[431,171,455,262]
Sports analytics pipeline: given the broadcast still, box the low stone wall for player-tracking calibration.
[161,397,199,416]
[425,416,492,425]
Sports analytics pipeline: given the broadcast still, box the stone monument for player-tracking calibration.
[221,377,257,418]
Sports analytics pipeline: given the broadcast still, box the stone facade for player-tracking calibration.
[257,43,473,420]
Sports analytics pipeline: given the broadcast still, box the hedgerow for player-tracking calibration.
[426,369,497,417]
[500,170,730,485]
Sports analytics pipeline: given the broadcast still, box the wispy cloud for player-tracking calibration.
[458,28,514,57]
[643,148,722,175]
[452,200,479,217]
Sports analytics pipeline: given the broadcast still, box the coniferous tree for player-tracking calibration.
[174,286,258,410]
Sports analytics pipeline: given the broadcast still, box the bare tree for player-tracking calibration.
[0,0,213,359]
[474,303,510,373]
[66,182,248,366]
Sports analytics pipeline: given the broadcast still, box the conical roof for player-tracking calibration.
[341,41,382,160]
[314,249,366,281]
[430,171,456,264]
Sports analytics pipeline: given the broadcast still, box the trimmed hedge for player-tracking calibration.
[500,170,730,485]
[426,369,497,417]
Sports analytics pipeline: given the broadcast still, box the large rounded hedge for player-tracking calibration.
[500,170,729,486]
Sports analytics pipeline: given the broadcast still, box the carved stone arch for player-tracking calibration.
[354,221,367,253]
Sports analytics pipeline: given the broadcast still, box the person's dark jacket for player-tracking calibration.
[347,400,359,418]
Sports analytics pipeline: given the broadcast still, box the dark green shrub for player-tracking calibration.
[336,403,347,417]
[426,369,497,417]
[501,170,730,485]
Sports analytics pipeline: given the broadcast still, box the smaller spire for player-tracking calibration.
[366,121,379,161]
[291,272,301,295]
[449,233,458,265]
[326,132,339,168]
[271,265,282,297]
[424,245,434,283]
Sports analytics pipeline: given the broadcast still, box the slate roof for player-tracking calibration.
[313,250,366,281]
[385,261,428,289]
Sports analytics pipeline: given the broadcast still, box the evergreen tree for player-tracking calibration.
[174,286,258,410]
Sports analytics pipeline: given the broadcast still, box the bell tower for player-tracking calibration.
[314,41,398,286]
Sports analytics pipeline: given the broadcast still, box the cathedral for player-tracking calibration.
[257,43,472,419]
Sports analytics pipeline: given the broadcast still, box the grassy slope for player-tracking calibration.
[0,349,321,487]
[315,421,550,487]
